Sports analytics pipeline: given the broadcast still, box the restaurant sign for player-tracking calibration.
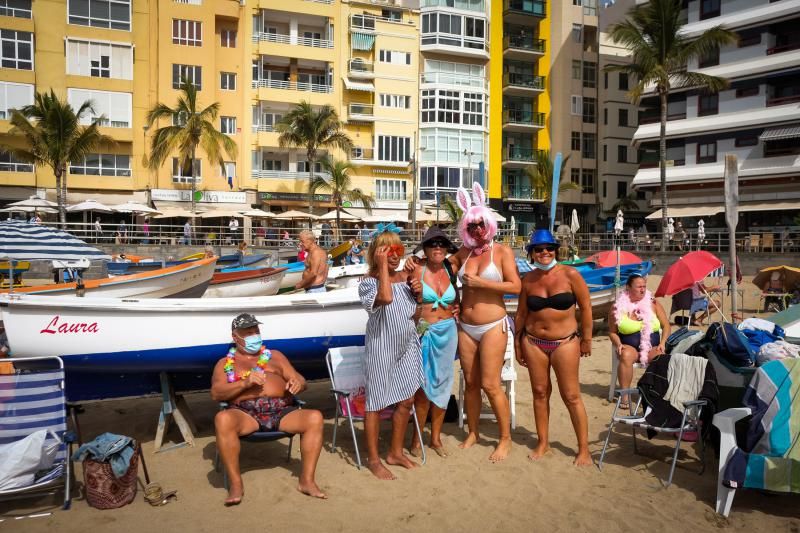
[506,202,537,213]
[260,192,332,202]
[151,189,247,204]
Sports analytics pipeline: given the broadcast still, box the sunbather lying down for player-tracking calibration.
[211,313,327,505]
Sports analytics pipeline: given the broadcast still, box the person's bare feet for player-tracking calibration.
[573,450,593,467]
[367,459,396,480]
[408,446,422,458]
[458,432,478,449]
[386,452,419,469]
[488,437,511,462]
[297,480,328,499]
[431,444,449,458]
[224,484,244,506]
[527,443,551,461]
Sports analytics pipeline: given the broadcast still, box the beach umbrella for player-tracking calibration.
[152,208,201,219]
[0,220,110,261]
[198,209,245,219]
[8,195,58,209]
[240,209,275,218]
[1,206,57,214]
[654,250,723,297]
[111,201,161,214]
[273,210,320,220]
[570,209,580,235]
[613,209,624,235]
[362,212,405,223]
[66,199,113,213]
[585,250,642,268]
[752,265,800,293]
[318,209,361,221]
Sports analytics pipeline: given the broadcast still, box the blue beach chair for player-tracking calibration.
[0,356,75,510]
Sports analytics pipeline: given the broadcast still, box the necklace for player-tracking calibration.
[224,346,271,383]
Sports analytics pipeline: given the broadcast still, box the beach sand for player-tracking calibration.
[4,275,799,532]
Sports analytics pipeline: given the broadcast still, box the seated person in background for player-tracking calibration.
[690,281,721,326]
[211,313,326,505]
[347,239,365,265]
[763,271,787,311]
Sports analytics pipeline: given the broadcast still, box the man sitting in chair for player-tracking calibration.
[211,313,326,505]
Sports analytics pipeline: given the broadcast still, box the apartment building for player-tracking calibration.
[487,0,551,234]
[632,0,800,229]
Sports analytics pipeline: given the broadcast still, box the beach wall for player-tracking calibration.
[641,252,800,277]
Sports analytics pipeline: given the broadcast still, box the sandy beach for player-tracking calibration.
[3,275,799,532]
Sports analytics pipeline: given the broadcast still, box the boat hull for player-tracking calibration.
[203,268,286,298]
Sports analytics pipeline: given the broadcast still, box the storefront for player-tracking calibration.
[259,192,334,211]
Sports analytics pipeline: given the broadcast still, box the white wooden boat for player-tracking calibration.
[203,267,287,298]
[327,263,368,288]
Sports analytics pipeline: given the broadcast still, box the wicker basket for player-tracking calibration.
[83,444,140,510]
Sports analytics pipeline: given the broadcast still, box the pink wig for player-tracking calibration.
[456,182,497,249]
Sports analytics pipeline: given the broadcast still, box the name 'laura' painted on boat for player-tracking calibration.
[40,316,99,334]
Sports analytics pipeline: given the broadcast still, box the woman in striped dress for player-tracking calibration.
[358,227,424,480]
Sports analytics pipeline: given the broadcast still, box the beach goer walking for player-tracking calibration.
[211,313,326,504]
[408,226,459,459]
[608,274,670,407]
[228,217,239,244]
[142,218,150,244]
[358,226,424,479]
[94,218,103,242]
[118,220,128,244]
[514,229,593,466]
[295,230,328,293]
[183,220,192,245]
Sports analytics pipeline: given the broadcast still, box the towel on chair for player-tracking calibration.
[664,352,708,413]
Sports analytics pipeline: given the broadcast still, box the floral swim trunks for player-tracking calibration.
[231,396,299,432]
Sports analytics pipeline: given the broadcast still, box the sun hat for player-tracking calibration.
[231,313,262,331]
[526,229,558,253]
[414,226,458,254]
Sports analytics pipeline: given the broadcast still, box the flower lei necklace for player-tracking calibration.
[224,345,271,383]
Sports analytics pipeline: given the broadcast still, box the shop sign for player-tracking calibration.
[151,189,246,204]
[506,202,536,213]
[260,192,332,202]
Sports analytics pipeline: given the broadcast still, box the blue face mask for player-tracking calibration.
[240,334,263,354]
[534,260,557,271]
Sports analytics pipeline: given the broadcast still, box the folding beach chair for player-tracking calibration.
[607,344,646,402]
[0,356,75,510]
[326,346,426,469]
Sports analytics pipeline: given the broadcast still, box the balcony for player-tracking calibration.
[502,147,545,166]
[503,0,546,19]
[767,92,800,107]
[351,147,374,162]
[251,79,333,93]
[767,41,800,55]
[252,32,333,49]
[502,185,544,201]
[503,34,545,59]
[251,169,331,180]
[375,191,409,201]
[348,103,374,122]
[420,32,489,59]
[503,73,545,95]
[420,72,487,89]
[502,109,545,131]
[348,59,374,79]
[349,13,409,32]
[252,124,276,132]
[350,148,410,168]
[421,0,485,12]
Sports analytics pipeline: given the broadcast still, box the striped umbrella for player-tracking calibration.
[0,220,110,261]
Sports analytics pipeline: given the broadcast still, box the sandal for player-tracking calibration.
[144,482,178,506]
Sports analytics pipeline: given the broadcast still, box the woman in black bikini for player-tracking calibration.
[514,229,593,466]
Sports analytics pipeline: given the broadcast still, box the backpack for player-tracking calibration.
[708,322,756,367]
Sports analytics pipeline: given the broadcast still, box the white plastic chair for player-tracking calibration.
[326,346,426,469]
[712,407,752,517]
[457,327,517,430]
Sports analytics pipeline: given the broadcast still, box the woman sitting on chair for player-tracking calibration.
[608,274,670,407]
[690,281,721,325]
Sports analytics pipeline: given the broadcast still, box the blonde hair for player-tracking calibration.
[298,229,315,242]
[366,231,402,275]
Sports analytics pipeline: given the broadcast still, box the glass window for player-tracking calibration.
[375,178,407,200]
[67,88,131,127]
[571,131,581,151]
[70,153,131,176]
[172,64,202,89]
[377,135,412,162]
[698,93,718,116]
[698,47,719,68]
[221,29,237,48]
[382,8,402,22]
[0,151,33,172]
[697,141,716,163]
[0,0,32,18]
[617,145,627,163]
[581,133,596,159]
[172,19,202,46]
[220,116,236,134]
[0,81,33,119]
[0,29,32,70]
[172,157,202,183]
[700,0,720,20]
[618,108,628,127]
[616,181,627,198]
[570,167,580,185]
[618,72,628,91]
[582,97,596,123]
[571,95,581,115]
[68,0,131,31]
[581,169,595,193]
[220,72,236,90]
[572,60,581,80]
[582,61,596,88]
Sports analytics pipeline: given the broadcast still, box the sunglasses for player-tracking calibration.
[532,245,557,254]
[387,244,405,257]
[466,221,485,232]
[424,239,448,249]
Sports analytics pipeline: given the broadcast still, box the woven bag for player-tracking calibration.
[83,444,140,510]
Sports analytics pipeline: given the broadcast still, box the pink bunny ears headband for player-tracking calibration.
[457,182,497,250]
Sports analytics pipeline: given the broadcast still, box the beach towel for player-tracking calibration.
[420,318,458,410]
[739,318,784,337]
[664,353,708,413]
[722,358,800,492]
[757,341,800,365]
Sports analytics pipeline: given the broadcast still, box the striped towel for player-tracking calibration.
[723,358,800,492]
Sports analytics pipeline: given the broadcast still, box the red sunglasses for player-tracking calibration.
[387,244,405,257]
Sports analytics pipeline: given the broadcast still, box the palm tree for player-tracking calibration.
[525,151,579,202]
[311,157,375,233]
[611,193,642,214]
[276,101,353,214]
[440,196,462,224]
[2,90,113,228]
[146,80,237,215]
[607,0,736,250]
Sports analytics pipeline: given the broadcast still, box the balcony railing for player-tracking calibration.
[0,4,32,17]
[96,118,130,128]
[502,185,543,200]
[421,32,489,53]
[766,93,800,107]
[420,72,487,89]
[349,103,374,117]
[252,32,333,49]
[251,169,331,180]
[503,109,545,127]
[766,41,800,55]
[638,158,686,169]
[504,34,545,54]
[350,13,407,31]
[0,161,33,172]
[504,72,545,90]
[638,112,687,125]
[252,79,333,93]
[252,124,276,132]
[351,147,375,160]
[348,59,374,75]
[421,0,486,11]
[504,0,546,17]
[502,147,545,163]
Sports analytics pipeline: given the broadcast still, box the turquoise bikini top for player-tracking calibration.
[421,266,456,309]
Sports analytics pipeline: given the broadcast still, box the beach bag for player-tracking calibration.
[0,429,59,490]
[84,443,141,510]
[711,322,756,368]
[338,387,393,420]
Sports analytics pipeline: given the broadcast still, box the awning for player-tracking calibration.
[152,201,249,212]
[342,77,374,92]
[759,124,800,141]
[351,32,375,51]
[645,205,725,219]
[739,200,800,212]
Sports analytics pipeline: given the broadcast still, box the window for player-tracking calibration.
[698,47,719,68]
[582,61,596,88]
[698,93,718,116]
[581,169,595,193]
[697,141,716,163]
[583,0,596,16]
[604,71,608,89]
[221,29,236,48]
[735,135,758,147]
[68,0,131,31]
[382,8,402,22]
[377,135,411,162]
[737,29,761,48]
[572,23,582,43]
[572,0,581,4]
[0,30,32,70]
[616,181,627,198]
[172,111,187,126]
[375,178,407,201]
[572,60,581,80]
[0,0,32,18]
[700,0,720,20]
[297,160,322,173]
[220,161,236,180]
[173,19,202,46]
[603,144,607,162]
[463,92,483,126]
[582,97,596,123]
[617,145,627,163]
[603,108,608,125]
[66,39,133,80]
[70,153,131,176]
[379,93,411,109]
[571,131,581,151]
[602,180,607,198]
[0,81,33,119]
[422,89,485,127]
[0,151,32,172]
[570,168,580,185]
[570,95,582,115]
[735,86,758,98]
[618,72,628,91]
[67,88,131,127]
[220,116,236,134]
[618,108,629,127]
[172,64,202,89]
[581,133,596,159]
[220,72,236,90]
[172,157,201,183]
[379,49,411,65]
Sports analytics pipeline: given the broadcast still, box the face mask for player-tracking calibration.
[534,260,557,271]
[240,334,263,354]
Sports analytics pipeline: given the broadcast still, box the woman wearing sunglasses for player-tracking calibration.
[408,226,460,459]
[514,229,593,466]
[358,226,424,480]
